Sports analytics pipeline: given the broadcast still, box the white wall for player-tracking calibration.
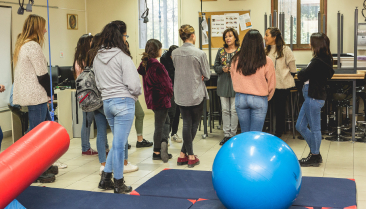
[0,0,87,134]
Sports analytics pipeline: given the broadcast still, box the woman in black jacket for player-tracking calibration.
[296,33,335,167]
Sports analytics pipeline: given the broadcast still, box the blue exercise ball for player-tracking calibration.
[212,132,302,209]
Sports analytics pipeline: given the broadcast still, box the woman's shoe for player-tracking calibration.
[299,153,321,167]
[188,157,200,168]
[153,153,173,160]
[98,171,114,190]
[114,177,132,194]
[123,162,139,173]
[160,141,169,163]
[177,155,188,165]
[301,152,323,163]
[219,137,230,145]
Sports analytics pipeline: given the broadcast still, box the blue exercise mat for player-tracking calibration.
[16,186,193,209]
[133,169,218,200]
[134,169,357,208]
[293,177,357,208]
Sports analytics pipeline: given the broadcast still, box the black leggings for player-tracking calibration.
[180,100,204,155]
[273,89,290,135]
[168,95,180,135]
[153,109,170,152]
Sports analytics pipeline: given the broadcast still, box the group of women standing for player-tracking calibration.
[214,27,334,168]
[11,13,334,194]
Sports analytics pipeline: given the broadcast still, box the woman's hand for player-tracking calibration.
[0,85,5,92]
[202,76,204,81]
[223,66,229,73]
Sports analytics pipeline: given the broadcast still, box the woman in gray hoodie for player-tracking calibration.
[92,21,142,194]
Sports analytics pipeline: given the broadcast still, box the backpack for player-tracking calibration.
[75,67,103,112]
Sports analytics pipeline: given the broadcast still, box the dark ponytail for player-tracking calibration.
[265,27,285,59]
[141,39,162,67]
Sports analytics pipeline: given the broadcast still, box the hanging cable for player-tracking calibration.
[46,0,54,121]
[363,0,366,21]
[141,0,149,23]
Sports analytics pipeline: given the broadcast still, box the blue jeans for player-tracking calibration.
[296,84,325,155]
[235,93,268,133]
[28,103,49,131]
[103,97,135,180]
[81,109,110,162]
[81,111,94,152]
[95,108,109,163]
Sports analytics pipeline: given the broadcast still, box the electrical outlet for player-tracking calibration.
[60,51,64,58]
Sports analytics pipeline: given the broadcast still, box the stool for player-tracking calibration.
[289,89,299,139]
[8,104,28,142]
[326,92,350,141]
[206,86,221,133]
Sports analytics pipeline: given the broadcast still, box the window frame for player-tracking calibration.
[271,0,327,50]
[138,0,179,49]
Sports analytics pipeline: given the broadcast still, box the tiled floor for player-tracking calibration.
[2,113,366,208]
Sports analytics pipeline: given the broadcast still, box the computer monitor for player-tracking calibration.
[48,66,59,87]
[58,66,75,89]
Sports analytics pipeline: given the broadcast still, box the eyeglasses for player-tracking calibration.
[123,35,129,38]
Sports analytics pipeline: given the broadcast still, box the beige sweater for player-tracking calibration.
[267,45,296,89]
[230,56,276,101]
[13,41,49,106]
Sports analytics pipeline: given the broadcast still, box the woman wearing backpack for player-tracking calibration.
[93,21,141,194]
[73,33,101,157]
[137,39,173,163]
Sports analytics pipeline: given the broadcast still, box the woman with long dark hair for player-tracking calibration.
[125,41,153,150]
[172,25,210,168]
[230,29,276,132]
[264,27,296,138]
[160,45,181,143]
[73,34,99,156]
[296,33,334,167]
[137,39,173,163]
[93,21,141,194]
[214,28,240,145]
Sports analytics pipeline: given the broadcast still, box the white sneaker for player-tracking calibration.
[172,134,182,143]
[53,160,68,169]
[99,165,105,175]
[123,162,139,174]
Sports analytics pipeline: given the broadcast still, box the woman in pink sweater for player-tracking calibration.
[230,30,276,132]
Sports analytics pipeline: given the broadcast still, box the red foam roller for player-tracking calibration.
[0,121,70,208]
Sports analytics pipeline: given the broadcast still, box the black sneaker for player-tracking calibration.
[136,139,153,148]
[219,137,230,145]
[301,152,323,163]
[34,173,56,183]
[45,165,59,175]
[128,144,131,149]
[299,153,321,167]
[153,153,173,160]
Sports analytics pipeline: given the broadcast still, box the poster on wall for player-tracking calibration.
[224,13,240,34]
[239,13,252,31]
[211,15,226,37]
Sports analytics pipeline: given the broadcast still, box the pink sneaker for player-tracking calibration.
[82,148,98,155]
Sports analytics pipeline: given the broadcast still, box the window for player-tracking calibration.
[139,0,179,49]
[273,0,326,49]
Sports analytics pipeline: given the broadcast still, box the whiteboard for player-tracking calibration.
[0,6,12,111]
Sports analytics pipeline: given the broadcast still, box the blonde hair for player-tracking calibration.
[13,14,46,67]
[179,24,195,42]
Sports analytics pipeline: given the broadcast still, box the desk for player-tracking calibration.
[295,71,366,142]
